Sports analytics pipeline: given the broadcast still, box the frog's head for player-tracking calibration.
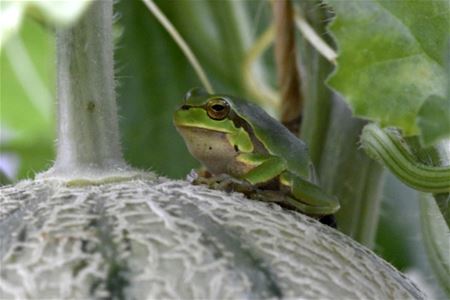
[173,88,253,174]
[174,88,236,132]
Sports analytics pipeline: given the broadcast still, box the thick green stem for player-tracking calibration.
[361,125,450,193]
[361,123,450,227]
[408,129,450,229]
[38,1,143,183]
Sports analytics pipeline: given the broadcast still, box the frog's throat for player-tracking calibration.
[175,126,239,174]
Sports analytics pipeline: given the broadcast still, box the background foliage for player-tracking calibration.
[1,0,448,298]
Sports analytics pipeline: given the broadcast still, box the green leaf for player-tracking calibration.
[325,0,450,140]
[417,95,450,145]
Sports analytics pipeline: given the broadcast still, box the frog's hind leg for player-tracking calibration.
[280,172,340,215]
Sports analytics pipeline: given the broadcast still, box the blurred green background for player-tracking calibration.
[0,0,446,298]
[1,17,55,181]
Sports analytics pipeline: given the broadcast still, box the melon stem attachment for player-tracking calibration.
[38,0,147,184]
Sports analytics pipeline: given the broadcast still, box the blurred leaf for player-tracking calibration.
[2,135,54,179]
[1,18,54,132]
[0,168,12,186]
[0,1,24,49]
[1,0,93,48]
[26,0,92,25]
[325,0,449,141]
[115,0,199,178]
[417,41,450,146]
[161,0,254,94]
[420,193,450,296]
[0,18,55,180]
[376,173,419,270]
[417,95,450,146]
[376,174,449,299]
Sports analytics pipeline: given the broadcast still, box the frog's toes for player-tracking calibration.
[214,176,255,194]
[186,169,199,183]
[190,173,239,191]
[192,176,217,187]
[187,168,214,184]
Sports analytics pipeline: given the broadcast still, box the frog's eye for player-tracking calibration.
[206,98,230,120]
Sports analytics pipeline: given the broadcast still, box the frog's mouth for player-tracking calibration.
[175,126,231,148]
[173,108,237,134]
[174,124,228,134]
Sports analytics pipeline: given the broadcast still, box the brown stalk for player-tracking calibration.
[273,0,303,134]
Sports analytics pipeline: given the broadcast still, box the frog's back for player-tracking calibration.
[231,98,313,180]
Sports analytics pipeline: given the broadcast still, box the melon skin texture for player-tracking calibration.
[0,178,423,299]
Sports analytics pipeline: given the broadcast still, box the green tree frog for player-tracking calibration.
[173,88,340,218]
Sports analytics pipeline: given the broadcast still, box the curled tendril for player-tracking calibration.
[361,124,450,193]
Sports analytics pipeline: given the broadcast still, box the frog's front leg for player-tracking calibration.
[280,172,340,215]
[236,153,286,184]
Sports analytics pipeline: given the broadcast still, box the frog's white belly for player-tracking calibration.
[176,126,252,176]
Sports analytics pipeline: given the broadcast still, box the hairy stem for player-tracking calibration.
[38,1,143,183]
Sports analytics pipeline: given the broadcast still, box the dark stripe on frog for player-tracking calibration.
[228,110,269,155]
[179,202,283,299]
